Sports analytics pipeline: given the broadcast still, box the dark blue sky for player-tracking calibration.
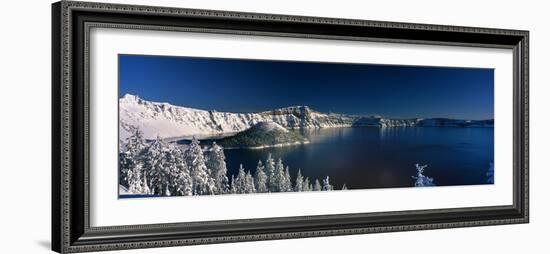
[119,54,494,120]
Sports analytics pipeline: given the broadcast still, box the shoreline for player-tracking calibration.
[138,125,494,142]
[159,125,494,143]
[222,140,311,150]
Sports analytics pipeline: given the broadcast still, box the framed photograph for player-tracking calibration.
[52,1,529,253]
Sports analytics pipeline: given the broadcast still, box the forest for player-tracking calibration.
[119,128,336,197]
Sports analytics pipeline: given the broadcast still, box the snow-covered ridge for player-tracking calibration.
[119,94,493,140]
[120,94,264,140]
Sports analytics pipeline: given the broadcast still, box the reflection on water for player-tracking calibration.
[205,127,493,190]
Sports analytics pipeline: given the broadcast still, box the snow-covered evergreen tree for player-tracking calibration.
[233,164,247,194]
[313,179,322,191]
[161,143,182,196]
[175,168,193,196]
[265,154,277,192]
[126,162,144,194]
[303,177,311,191]
[412,163,435,187]
[294,169,304,192]
[119,152,131,188]
[184,137,216,195]
[120,127,147,190]
[171,146,193,196]
[486,162,494,184]
[282,166,292,192]
[230,175,237,194]
[142,136,171,195]
[322,176,334,191]
[141,173,151,195]
[124,127,146,158]
[254,160,268,193]
[206,142,229,194]
[341,184,348,190]
[119,131,341,197]
[274,158,286,192]
[244,171,256,194]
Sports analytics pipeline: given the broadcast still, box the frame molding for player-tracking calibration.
[52,1,529,253]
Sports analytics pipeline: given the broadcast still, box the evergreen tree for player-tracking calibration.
[175,168,193,196]
[265,154,277,192]
[322,176,334,191]
[127,162,144,194]
[141,136,172,195]
[244,171,256,194]
[120,127,147,189]
[254,160,268,193]
[342,183,348,190]
[275,158,286,192]
[233,164,247,194]
[206,142,230,194]
[120,129,340,197]
[294,169,304,192]
[172,146,193,196]
[119,152,131,187]
[412,164,435,187]
[313,179,322,191]
[303,177,311,191]
[282,166,292,192]
[161,143,181,196]
[230,175,237,194]
[141,173,151,195]
[184,137,215,195]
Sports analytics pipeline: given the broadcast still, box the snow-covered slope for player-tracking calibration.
[119,94,492,140]
[120,94,266,140]
[119,94,360,139]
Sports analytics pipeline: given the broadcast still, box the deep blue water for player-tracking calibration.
[221,127,494,190]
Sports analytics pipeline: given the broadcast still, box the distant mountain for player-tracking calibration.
[217,122,306,148]
[417,118,494,127]
[119,94,493,140]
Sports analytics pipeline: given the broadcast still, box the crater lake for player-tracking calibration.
[217,126,494,190]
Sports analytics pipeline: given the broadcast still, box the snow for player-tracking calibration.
[119,184,130,195]
[412,164,435,187]
[119,94,268,140]
[119,94,362,139]
[119,94,494,140]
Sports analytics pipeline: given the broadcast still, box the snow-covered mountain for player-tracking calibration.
[119,94,356,140]
[119,94,493,140]
[120,94,262,140]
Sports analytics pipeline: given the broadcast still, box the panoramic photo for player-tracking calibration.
[118,54,495,198]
